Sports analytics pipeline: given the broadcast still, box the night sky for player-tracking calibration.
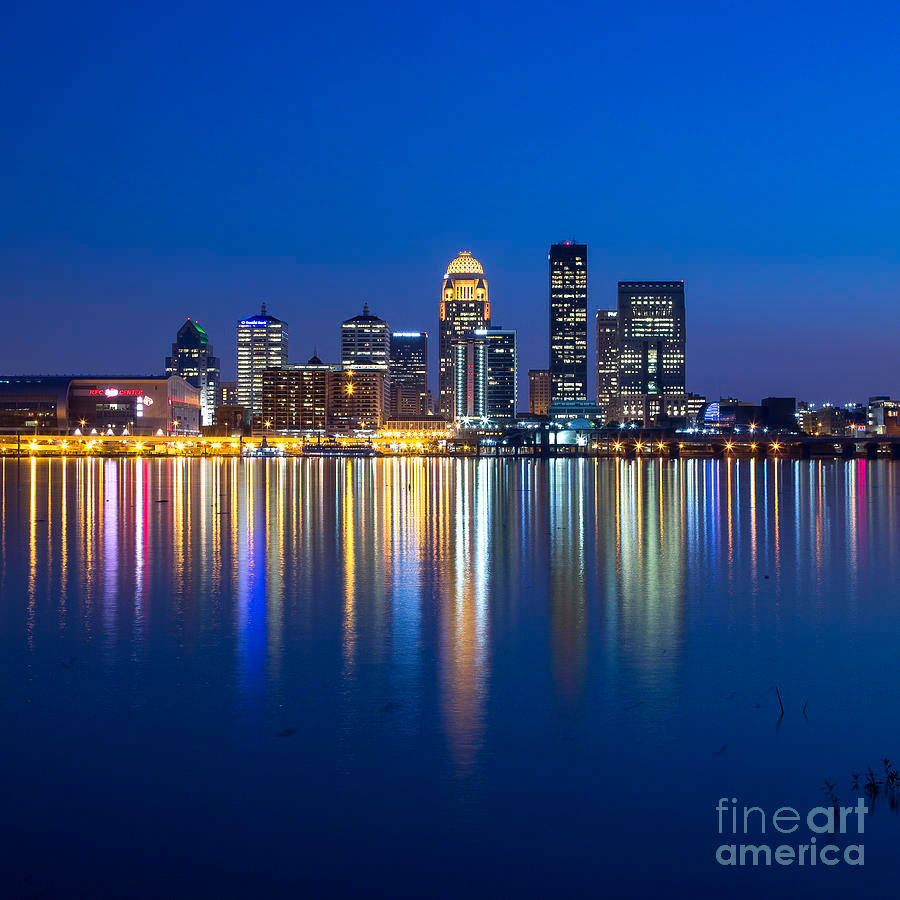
[3,0,898,404]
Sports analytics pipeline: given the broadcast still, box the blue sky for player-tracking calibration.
[2,0,898,403]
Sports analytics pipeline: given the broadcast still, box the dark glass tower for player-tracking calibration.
[549,242,587,403]
[165,318,220,426]
[617,281,686,425]
[595,309,619,414]
[389,331,429,416]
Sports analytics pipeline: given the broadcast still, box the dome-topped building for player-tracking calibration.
[444,251,484,277]
[438,250,491,418]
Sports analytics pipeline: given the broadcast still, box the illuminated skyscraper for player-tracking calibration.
[341,303,390,368]
[165,318,220,426]
[617,281,686,425]
[439,251,490,417]
[237,303,288,421]
[452,327,517,421]
[595,309,618,414]
[549,242,587,403]
[478,326,517,420]
[389,331,429,416]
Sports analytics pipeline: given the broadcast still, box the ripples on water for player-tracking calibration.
[1,457,899,897]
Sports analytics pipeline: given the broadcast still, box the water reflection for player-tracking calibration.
[3,457,899,775]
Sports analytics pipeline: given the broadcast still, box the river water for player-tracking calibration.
[2,457,899,897]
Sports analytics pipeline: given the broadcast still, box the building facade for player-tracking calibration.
[237,303,288,422]
[216,381,238,408]
[451,336,486,420]
[595,308,618,415]
[868,397,900,435]
[549,242,588,403]
[439,251,490,417]
[259,355,335,433]
[331,364,386,431]
[617,281,686,426]
[341,304,390,369]
[528,369,551,417]
[451,327,517,421]
[477,326,517,420]
[0,376,200,435]
[389,331,429,417]
[165,318,220,426]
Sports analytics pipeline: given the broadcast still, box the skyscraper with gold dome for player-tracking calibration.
[438,251,491,416]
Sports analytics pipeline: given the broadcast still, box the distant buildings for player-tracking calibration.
[528,369,551,417]
[549,242,587,403]
[439,252,490,417]
[389,331,430,417]
[237,304,288,422]
[595,309,618,414]
[617,281,686,425]
[341,303,390,369]
[695,397,797,433]
[165,318,220,426]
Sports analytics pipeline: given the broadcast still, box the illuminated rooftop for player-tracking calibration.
[445,251,484,277]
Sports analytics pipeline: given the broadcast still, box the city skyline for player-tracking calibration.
[3,245,896,411]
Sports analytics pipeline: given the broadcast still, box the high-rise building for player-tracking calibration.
[595,309,618,415]
[617,281,686,426]
[451,327,517,421]
[389,331,429,417]
[549,242,587,403]
[259,354,335,433]
[341,303,390,369]
[439,251,490,417]
[477,326,517,420]
[164,318,220,426]
[528,369,551,417]
[237,303,288,421]
[331,363,386,430]
[451,335,486,421]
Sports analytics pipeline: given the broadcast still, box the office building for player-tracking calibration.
[549,242,587,403]
[341,303,390,369]
[529,369,551,417]
[451,336,486,420]
[389,331,429,416]
[260,354,336,433]
[331,363,387,430]
[595,309,618,415]
[868,397,900,435]
[237,303,288,422]
[477,326,517,420]
[451,327,516,421]
[617,281,686,426]
[165,318,220,426]
[439,251,490,417]
[0,376,200,435]
[216,381,238,407]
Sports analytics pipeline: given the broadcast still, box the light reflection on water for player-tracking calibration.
[2,456,900,896]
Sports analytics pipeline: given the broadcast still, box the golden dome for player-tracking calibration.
[445,250,484,277]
